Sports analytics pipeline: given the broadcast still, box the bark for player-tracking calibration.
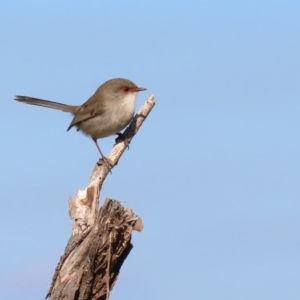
[46,95,155,300]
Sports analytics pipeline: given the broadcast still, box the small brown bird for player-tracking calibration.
[15,78,146,160]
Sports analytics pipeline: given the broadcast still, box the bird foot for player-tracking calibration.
[97,156,113,173]
[115,132,130,149]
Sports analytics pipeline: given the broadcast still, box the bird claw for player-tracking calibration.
[115,132,130,150]
[97,156,113,173]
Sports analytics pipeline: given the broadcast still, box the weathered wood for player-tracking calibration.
[46,95,155,300]
[47,198,142,300]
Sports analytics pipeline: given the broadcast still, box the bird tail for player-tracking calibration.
[14,95,79,114]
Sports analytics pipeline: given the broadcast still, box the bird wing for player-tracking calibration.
[66,95,105,131]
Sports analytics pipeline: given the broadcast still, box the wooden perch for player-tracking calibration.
[46,95,155,300]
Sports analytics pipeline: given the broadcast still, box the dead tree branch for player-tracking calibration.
[46,95,155,300]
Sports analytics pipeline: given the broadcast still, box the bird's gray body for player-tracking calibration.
[14,77,146,158]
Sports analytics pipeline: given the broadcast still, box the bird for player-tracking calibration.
[15,78,146,163]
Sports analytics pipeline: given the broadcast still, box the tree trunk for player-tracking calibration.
[46,95,155,300]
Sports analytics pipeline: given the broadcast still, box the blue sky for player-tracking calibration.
[1,1,300,299]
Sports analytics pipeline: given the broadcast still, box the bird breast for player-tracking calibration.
[78,92,137,139]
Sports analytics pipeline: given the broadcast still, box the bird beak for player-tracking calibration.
[135,87,147,92]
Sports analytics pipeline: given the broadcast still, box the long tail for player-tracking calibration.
[14,95,79,114]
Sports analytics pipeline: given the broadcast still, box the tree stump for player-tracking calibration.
[46,95,155,300]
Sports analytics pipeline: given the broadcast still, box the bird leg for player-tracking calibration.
[115,132,130,149]
[93,139,113,170]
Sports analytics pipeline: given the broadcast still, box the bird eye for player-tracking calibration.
[124,87,129,92]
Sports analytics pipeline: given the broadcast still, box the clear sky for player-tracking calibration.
[1,1,300,299]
